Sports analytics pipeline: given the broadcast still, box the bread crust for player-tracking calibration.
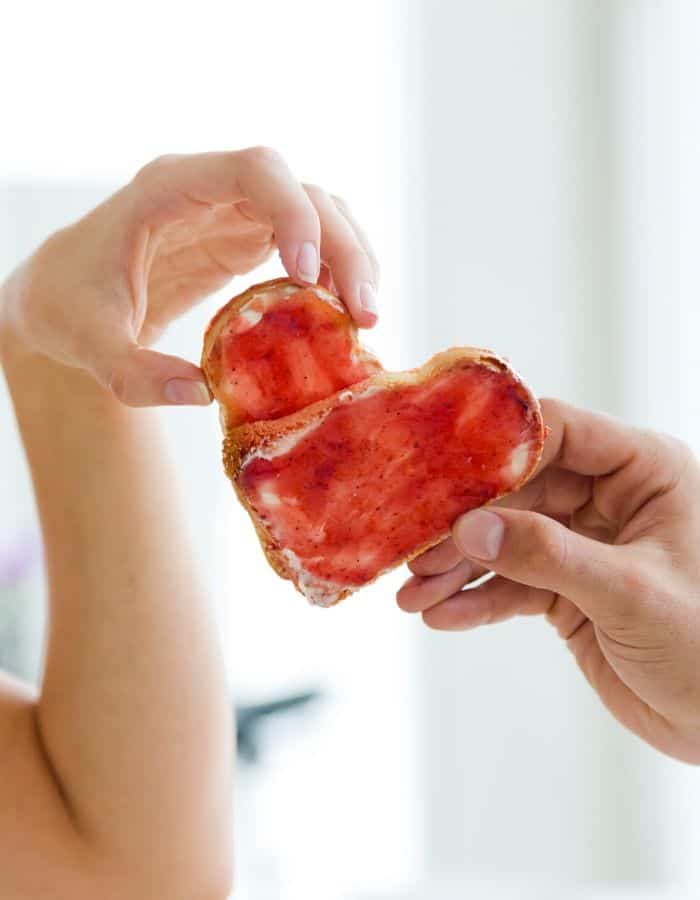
[220,347,544,605]
[200,277,366,409]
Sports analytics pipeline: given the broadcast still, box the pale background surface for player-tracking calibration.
[1,2,699,898]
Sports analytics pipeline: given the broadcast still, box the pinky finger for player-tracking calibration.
[303,183,378,327]
[331,194,381,288]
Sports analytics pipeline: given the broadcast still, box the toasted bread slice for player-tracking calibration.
[221,348,544,606]
[202,277,382,429]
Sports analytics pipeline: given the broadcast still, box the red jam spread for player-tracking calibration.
[209,286,381,426]
[238,362,542,600]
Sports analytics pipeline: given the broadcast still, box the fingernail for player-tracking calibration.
[164,379,211,406]
[296,242,320,283]
[359,281,378,317]
[453,509,504,561]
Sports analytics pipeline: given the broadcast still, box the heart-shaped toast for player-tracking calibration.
[203,279,544,606]
[202,278,382,428]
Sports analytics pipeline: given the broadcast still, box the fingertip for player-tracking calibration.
[357,281,378,323]
[164,378,212,406]
[342,282,378,328]
[277,237,321,287]
[295,241,321,284]
[396,574,423,612]
[356,308,379,329]
[107,347,212,408]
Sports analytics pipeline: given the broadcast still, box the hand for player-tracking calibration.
[0,148,379,406]
[398,398,700,764]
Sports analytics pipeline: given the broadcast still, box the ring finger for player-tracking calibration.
[303,183,379,327]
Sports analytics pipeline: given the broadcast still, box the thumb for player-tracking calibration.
[92,343,211,407]
[451,507,640,624]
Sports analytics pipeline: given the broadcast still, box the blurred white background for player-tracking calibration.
[1,1,700,899]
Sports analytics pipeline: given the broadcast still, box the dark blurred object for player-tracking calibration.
[235,690,322,764]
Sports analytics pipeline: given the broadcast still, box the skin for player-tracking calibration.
[0,149,379,898]
[1,148,379,408]
[398,398,700,765]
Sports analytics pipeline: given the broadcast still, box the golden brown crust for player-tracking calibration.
[201,275,379,601]
[220,346,544,605]
[225,346,531,468]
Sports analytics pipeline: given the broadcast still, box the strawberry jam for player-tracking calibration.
[208,285,381,426]
[238,360,543,605]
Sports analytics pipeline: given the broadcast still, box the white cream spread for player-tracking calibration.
[243,416,329,465]
[259,488,282,507]
[230,282,346,336]
[453,380,493,433]
[237,307,263,330]
[504,440,532,481]
[279,548,346,607]
[243,380,386,467]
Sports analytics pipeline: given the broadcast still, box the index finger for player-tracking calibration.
[528,398,689,529]
[537,398,641,477]
[132,148,321,287]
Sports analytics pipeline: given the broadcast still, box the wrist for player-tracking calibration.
[0,284,104,413]
[0,259,85,391]
[0,258,46,377]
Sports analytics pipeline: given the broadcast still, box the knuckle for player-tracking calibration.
[239,145,286,167]
[523,517,568,576]
[129,156,187,225]
[615,566,658,604]
[134,154,181,182]
[640,429,692,487]
[601,555,667,620]
[657,432,693,467]
[539,396,565,423]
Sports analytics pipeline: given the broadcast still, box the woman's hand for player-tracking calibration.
[0,148,379,406]
[398,399,700,764]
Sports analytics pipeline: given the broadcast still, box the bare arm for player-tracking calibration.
[0,334,233,898]
[0,151,379,897]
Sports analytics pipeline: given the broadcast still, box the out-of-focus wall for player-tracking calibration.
[401,0,700,894]
[611,1,700,892]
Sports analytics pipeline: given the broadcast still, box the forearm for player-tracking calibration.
[1,322,233,892]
